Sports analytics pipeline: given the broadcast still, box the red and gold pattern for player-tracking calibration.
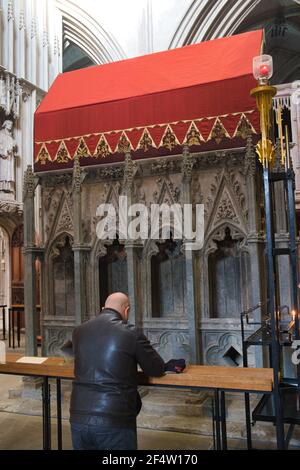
[94,135,112,158]
[55,141,71,164]
[35,111,259,169]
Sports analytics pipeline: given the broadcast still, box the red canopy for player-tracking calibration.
[34,30,263,172]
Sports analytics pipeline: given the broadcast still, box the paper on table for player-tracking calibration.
[16,356,47,364]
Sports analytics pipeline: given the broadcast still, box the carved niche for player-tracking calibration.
[150,238,186,318]
[98,237,128,308]
[207,225,250,319]
[49,234,75,317]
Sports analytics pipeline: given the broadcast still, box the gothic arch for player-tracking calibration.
[202,223,251,319]
[205,169,248,245]
[90,238,111,316]
[56,0,126,65]
[169,0,261,48]
[169,0,300,47]
[205,222,248,256]
[90,236,128,314]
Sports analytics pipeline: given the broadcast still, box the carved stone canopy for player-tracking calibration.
[0,200,22,217]
[49,233,74,260]
[205,224,246,256]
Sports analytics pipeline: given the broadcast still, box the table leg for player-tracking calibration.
[244,392,252,450]
[12,309,15,349]
[8,309,11,348]
[220,391,227,450]
[17,310,21,348]
[211,397,216,450]
[214,390,221,450]
[56,378,62,450]
[42,377,51,450]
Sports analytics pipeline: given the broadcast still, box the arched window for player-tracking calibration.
[63,41,96,72]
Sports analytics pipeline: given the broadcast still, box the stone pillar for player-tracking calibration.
[122,153,142,326]
[72,156,88,325]
[245,136,265,308]
[23,165,37,356]
[125,241,142,327]
[181,146,200,364]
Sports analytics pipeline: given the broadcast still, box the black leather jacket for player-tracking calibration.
[70,309,165,427]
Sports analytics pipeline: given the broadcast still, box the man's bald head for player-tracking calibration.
[105,292,130,321]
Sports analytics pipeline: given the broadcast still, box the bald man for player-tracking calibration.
[70,292,165,450]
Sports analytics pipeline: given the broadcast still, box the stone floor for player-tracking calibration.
[0,409,296,450]
[0,411,214,450]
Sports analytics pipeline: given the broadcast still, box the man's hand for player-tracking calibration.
[164,358,186,373]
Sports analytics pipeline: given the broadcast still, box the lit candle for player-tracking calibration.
[292,310,296,322]
[259,64,269,77]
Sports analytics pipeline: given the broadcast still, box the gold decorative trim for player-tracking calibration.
[138,128,155,152]
[36,143,51,165]
[55,141,71,163]
[34,111,258,164]
[94,134,112,158]
[184,122,204,146]
[234,113,256,140]
[75,137,90,158]
[208,118,230,144]
[160,125,180,151]
[35,110,256,145]
[117,132,133,154]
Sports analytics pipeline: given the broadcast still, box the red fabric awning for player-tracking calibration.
[34,30,263,172]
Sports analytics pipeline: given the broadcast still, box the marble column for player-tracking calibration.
[125,240,142,327]
[23,165,38,356]
[181,146,200,364]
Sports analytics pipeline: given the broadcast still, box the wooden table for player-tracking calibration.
[0,354,274,450]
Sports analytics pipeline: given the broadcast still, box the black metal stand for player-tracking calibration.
[56,378,62,450]
[212,390,227,450]
[240,165,300,450]
[42,377,51,450]
[263,166,285,449]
